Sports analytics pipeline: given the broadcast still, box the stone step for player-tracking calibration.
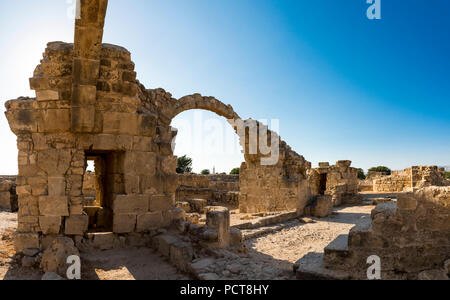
[294,252,352,280]
[347,218,372,248]
[323,234,351,269]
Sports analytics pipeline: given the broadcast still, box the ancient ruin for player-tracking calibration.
[1,0,449,281]
[359,166,449,193]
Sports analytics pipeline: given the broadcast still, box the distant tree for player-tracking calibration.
[357,168,366,180]
[177,155,193,174]
[368,166,391,176]
[230,168,240,175]
[201,169,211,175]
[446,172,450,179]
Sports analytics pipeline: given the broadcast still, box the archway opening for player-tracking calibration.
[171,110,244,214]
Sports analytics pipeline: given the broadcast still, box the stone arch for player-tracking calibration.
[170,94,241,121]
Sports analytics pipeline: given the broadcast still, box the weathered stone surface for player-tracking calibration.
[39,216,62,235]
[38,196,69,217]
[206,207,230,248]
[113,194,149,214]
[310,195,333,218]
[318,186,450,280]
[113,213,136,233]
[65,215,89,235]
[87,232,116,250]
[149,194,173,212]
[40,237,79,277]
[42,272,65,281]
[14,233,40,252]
[309,161,361,207]
[136,212,163,232]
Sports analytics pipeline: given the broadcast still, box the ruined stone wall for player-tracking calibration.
[309,161,361,206]
[323,186,450,279]
[358,179,374,192]
[5,42,179,253]
[239,140,311,214]
[372,166,449,193]
[373,169,412,193]
[0,177,18,212]
[176,174,239,207]
[412,166,449,188]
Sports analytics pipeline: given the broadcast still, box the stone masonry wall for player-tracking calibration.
[0,177,18,212]
[373,169,412,193]
[176,174,239,207]
[323,186,450,279]
[309,161,361,206]
[5,42,178,253]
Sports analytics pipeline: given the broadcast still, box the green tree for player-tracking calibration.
[445,172,450,179]
[368,166,392,176]
[357,168,366,180]
[201,169,211,175]
[176,155,193,174]
[230,168,240,175]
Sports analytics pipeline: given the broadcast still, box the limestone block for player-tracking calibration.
[87,232,116,250]
[230,228,243,246]
[397,194,418,211]
[186,199,208,214]
[39,109,71,133]
[76,0,108,27]
[169,240,194,272]
[71,85,97,106]
[92,134,116,150]
[39,216,62,235]
[124,151,156,175]
[14,233,40,252]
[311,195,333,218]
[112,194,149,214]
[113,213,136,233]
[132,136,152,151]
[154,234,178,257]
[161,156,177,174]
[206,207,230,248]
[16,185,31,196]
[37,149,71,176]
[0,192,11,210]
[64,215,89,235]
[149,194,174,212]
[103,112,139,135]
[124,175,140,194]
[39,196,69,217]
[72,58,100,85]
[40,237,79,276]
[74,26,104,60]
[5,109,39,134]
[136,212,163,232]
[71,106,96,133]
[36,90,59,101]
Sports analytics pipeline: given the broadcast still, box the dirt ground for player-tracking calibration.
[0,201,375,280]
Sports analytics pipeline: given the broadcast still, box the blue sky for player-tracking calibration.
[0,0,449,174]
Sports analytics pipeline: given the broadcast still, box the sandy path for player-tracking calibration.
[246,204,374,266]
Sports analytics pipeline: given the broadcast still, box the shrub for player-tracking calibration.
[176,155,193,174]
[357,168,366,180]
[230,168,240,175]
[368,166,391,176]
